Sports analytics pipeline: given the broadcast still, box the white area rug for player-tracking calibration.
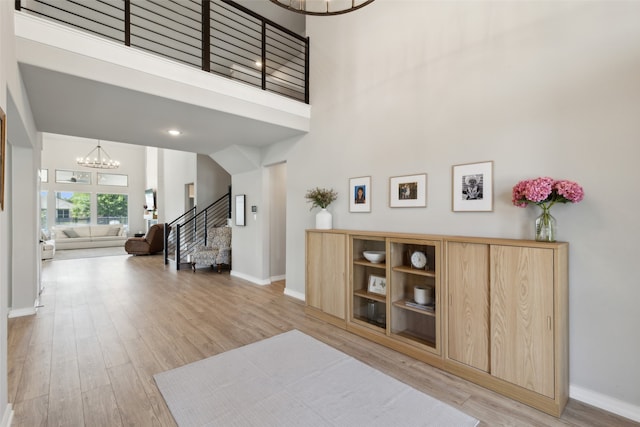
[154,330,479,427]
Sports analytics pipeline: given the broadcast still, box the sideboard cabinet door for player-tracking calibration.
[490,245,555,398]
[446,242,490,372]
[306,231,347,325]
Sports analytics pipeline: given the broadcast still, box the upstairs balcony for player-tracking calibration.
[16,0,309,103]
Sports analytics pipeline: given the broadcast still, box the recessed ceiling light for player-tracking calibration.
[168,129,181,136]
[255,61,262,68]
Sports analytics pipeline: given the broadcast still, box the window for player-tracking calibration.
[40,169,48,183]
[97,193,128,225]
[55,169,91,184]
[98,173,128,187]
[55,191,91,225]
[40,191,48,233]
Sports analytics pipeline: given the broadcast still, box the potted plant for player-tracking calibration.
[305,187,338,229]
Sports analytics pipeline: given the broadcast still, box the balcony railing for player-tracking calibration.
[15,0,309,103]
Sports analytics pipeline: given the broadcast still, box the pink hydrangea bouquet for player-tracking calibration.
[512,177,584,241]
[512,177,584,208]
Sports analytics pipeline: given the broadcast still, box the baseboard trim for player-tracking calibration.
[284,288,304,301]
[8,307,37,318]
[270,274,286,282]
[570,385,640,422]
[1,404,14,427]
[230,270,271,286]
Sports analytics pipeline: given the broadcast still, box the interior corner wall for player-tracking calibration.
[268,163,286,279]
[196,155,230,209]
[159,148,196,223]
[285,1,640,417]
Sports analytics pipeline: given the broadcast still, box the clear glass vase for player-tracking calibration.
[535,208,556,242]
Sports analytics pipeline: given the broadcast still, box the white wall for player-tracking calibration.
[268,162,286,280]
[230,169,269,283]
[10,145,39,316]
[284,1,640,419]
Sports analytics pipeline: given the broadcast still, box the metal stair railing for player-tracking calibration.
[165,191,231,269]
[15,0,310,103]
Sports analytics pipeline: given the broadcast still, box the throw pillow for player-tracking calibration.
[107,227,121,236]
[63,229,80,238]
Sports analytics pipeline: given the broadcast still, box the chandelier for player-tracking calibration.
[269,0,375,16]
[76,141,120,169]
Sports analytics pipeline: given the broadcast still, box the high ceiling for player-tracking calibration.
[13,3,309,157]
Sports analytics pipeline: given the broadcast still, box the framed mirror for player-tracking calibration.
[235,194,246,226]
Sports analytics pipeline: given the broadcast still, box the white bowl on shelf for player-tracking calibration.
[363,251,386,264]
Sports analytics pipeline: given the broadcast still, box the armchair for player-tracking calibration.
[191,226,232,272]
[124,223,166,255]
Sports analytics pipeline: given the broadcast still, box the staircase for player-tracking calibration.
[164,191,231,269]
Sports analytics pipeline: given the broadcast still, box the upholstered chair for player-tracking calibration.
[124,223,166,255]
[191,226,232,272]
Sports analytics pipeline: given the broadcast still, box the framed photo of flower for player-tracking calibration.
[349,176,371,213]
[367,274,387,295]
[452,161,493,212]
[389,173,427,208]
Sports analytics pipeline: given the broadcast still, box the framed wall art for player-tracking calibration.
[452,161,493,212]
[0,106,6,211]
[389,173,427,208]
[235,194,246,226]
[349,176,371,213]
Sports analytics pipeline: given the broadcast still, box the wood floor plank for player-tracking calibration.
[7,253,637,427]
[14,342,52,402]
[81,385,123,427]
[11,395,48,427]
[76,336,111,392]
[107,362,162,426]
[96,328,131,369]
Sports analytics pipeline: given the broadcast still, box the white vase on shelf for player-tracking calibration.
[315,208,332,229]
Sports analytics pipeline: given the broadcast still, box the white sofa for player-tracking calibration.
[41,230,55,260]
[52,224,128,250]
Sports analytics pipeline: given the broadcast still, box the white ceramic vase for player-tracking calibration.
[315,208,333,229]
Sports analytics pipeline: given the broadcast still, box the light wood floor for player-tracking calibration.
[8,254,637,426]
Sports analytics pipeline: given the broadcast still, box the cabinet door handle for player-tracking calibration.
[547,316,552,330]
[449,294,452,306]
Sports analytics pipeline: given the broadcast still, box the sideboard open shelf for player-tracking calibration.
[350,235,387,331]
[388,238,441,354]
[306,229,568,417]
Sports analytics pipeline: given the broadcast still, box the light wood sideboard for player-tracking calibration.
[305,229,568,417]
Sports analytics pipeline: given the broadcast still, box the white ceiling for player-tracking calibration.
[19,63,307,155]
[14,8,309,157]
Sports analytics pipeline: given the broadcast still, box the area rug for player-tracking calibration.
[154,329,479,427]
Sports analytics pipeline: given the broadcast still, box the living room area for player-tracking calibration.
[38,133,231,262]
